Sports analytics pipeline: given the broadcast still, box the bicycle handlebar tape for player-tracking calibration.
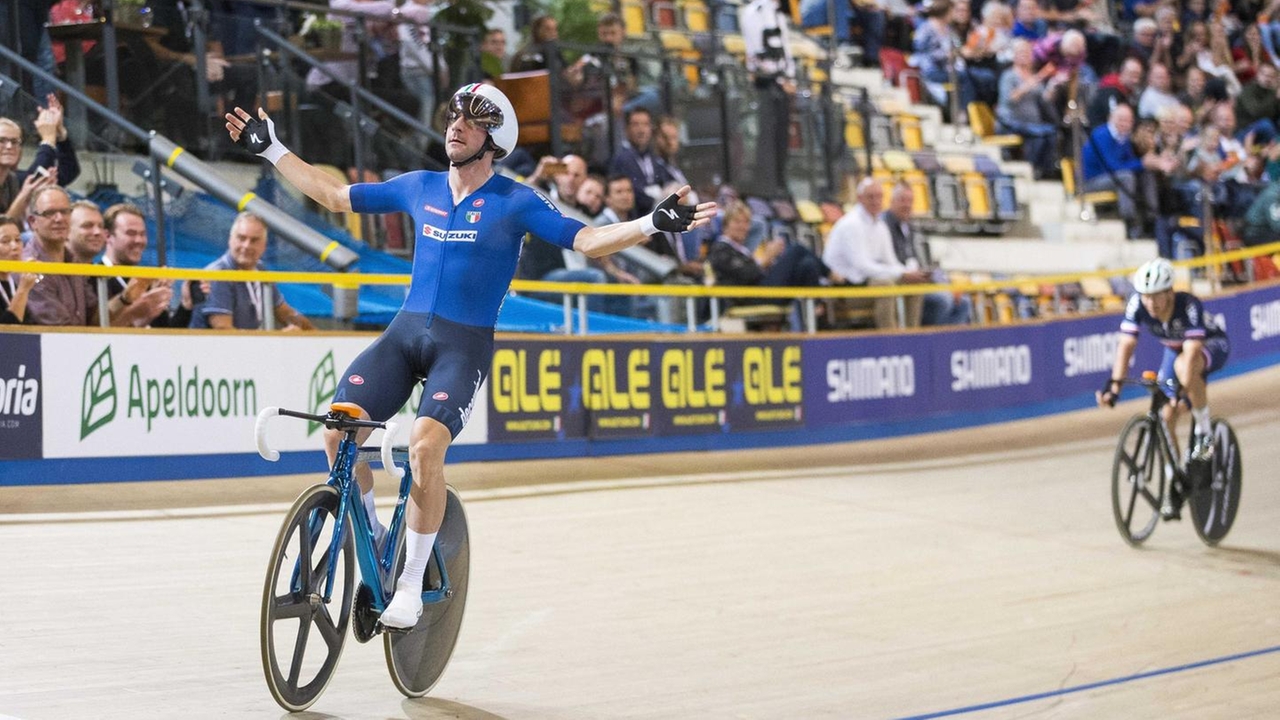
[255,406,281,462]
[381,421,405,480]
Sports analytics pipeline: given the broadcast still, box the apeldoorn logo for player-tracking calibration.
[826,356,915,402]
[1,364,39,417]
[79,345,259,438]
[1251,299,1280,341]
[951,345,1033,391]
[307,351,339,436]
[1063,332,1122,377]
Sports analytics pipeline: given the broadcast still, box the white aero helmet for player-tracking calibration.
[447,83,518,162]
[1133,258,1174,294]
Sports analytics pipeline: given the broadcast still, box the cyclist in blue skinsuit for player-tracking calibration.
[225,83,717,628]
[1097,258,1230,515]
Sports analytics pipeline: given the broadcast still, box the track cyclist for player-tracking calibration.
[225,84,716,628]
[1097,257,1231,518]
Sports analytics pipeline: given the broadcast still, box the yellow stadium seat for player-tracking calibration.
[896,114,924,152]
[961,171,993,220]
[845,111,865,150]
[622,0,647,36]
[681,0,709,32]
[902,170,932,218]
[881,150,915,173]
[795,199,824,224]
[967,101,1022,149]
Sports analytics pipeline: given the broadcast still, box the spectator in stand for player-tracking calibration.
[1123,0,1162,21]
[972,2,1016,67]
[66,200,105,264]
[190,212,315,331]
[1035,30,1097,117]
[479,28,508,80]
[1128,19,1159,67]
[1233,23,1269,86]
[0,215,38,324]
[20,186,129,326]
[1012,0,1047,40]
[576,174,606,218]
[0,97,80,219]
[1151,104,1196,257]
[740,0,798,199]
[525,154,589,205]
[822,178,930,328]
[915,0,999,110]
[1180,66,1226,128]
[509,13,587,94]
[608,108,673,215]
[397,0,444,141]
[884,182,970,326]
[1235,63,1280,140]
[708,200,839,309]
[1087,56,1143,129]
[1138,63,1183,121]
[588,13,663,115]
[100,203,191,328]
[652,116,707,279]
[1082,103,1166,238]
[799,0,886,68]
[1241,171,1280,245]
[997,39,1061,178]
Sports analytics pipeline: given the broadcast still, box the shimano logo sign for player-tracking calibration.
[1251,300,1280,341]
[826,356,915,402]
[951,345,1032,391]
[1063,332,1121,377]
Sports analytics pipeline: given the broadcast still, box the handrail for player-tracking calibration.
[5,240,1277,299]
[0,43,360,272]
[223,0,482,37]
[253,24,445,148]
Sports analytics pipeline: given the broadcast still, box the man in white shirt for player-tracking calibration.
[822,178,929,327]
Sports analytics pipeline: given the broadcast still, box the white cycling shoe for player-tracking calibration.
[379,580,424,629]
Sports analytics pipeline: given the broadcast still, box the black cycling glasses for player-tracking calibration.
[445,94,503,130]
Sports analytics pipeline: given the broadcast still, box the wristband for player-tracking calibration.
[260,143,290,166]
[638,213,658,236]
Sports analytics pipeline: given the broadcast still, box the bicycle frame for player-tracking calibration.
[303,433,453,613]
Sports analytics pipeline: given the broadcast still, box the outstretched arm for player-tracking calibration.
[573,185,717,258]
[224,107,352,213]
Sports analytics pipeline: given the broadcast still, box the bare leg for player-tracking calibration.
[405,416,451,533]
[1176,347,1208,413]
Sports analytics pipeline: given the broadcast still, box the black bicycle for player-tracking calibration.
[253,403,470,711]
[1110,372,1242,547]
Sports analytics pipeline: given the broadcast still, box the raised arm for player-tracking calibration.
[224,107,352,213]
[572,185,716,258]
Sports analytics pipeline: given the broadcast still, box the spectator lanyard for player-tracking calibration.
[0,277,14,306]
[246,281,264,325]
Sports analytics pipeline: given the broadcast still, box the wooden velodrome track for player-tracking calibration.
[2,365,1278,720]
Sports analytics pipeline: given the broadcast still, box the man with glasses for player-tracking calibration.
[224,83,715,629]
[20,187,125,326]
[0,97,82,218]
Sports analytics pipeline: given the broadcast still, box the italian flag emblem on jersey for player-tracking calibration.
[466,211,481,223]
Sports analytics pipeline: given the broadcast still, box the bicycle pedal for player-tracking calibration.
[375,621,413,635]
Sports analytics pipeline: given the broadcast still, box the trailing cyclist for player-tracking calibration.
[1097,258,1231,517]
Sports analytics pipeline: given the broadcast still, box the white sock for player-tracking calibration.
[362,489,386,545]
[1193,406,1211,434]
[397,529,437,591]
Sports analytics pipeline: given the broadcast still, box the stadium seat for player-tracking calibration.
[966,101,1022,151]
[896,114,924,152]
[622,0,648,36]
[491,71,582,146]
[1060,158,1118,206]
[681,0,709,32]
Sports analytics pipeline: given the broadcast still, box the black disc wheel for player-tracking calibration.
[261,484,355,712]
[385,485,471,698]
[1112,415,1165,547]
[1189,419,1242,546]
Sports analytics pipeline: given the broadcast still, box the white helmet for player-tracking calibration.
[1133,258,1174,294]
[447,83,518,161]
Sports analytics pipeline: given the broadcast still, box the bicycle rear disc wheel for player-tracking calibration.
[385,485,471,698]
[261,484,355,712]
[1112,415,1164,547]
[1189,419,1242,546]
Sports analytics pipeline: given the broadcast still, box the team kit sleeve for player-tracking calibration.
[1182,295,1209,339]
[1119,294,1142,335]
[519,188,586,249]
[349,171,425,215]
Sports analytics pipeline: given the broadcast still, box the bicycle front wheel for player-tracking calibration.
[385,485,471,698]
[261,484,355,712]
[1189,419,1242,546]
[1112,415,1165,547]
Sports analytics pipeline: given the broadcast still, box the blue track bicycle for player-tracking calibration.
[254,403,470,712]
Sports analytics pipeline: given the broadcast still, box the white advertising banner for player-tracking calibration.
[40,333,487,459]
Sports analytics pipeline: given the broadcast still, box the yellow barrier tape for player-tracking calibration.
[166,146,184,167]
[319,241,340,263]
[2,240,1278,299]
[236,192,257,212]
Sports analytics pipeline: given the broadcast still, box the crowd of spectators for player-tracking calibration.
[8,0,1280,333]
